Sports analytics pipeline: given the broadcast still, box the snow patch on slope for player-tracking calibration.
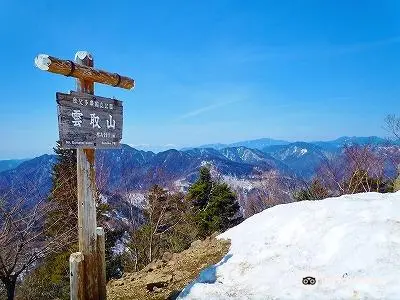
[292,146,308,156]
[178,192,400,300]
[300,148,308,155]
[222,175,254,191]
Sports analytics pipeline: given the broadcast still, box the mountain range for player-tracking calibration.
[185,137,290,151]
[189,136,396,152]
[0,136,398,208]
[0,159,28,172]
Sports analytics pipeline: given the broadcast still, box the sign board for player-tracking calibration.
[57,92,123,149]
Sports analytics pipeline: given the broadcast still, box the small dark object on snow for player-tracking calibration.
[302,276,316,285]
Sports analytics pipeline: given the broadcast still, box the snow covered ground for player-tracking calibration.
[178,192,400,300]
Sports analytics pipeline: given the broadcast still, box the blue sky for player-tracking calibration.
[0,0,399,159]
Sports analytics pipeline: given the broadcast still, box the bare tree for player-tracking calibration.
[123,186,195,272]
[242,170,300,218]
[385,114,400,140]
[243,193,267,218]
[143,186,188,263]
[257,170,298,205]
[317,144,389,195]
[0,197,74,300]
[345,145,385,193]
[316,153,347,195]
[385,114,400,191]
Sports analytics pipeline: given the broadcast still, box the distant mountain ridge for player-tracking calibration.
[185,138,290,151]
[189,136,392,151]
[0,154,57,207]
[0,159,29,172]
[96,145,287,192]
[313,136,396,153]
[0,136,397,208]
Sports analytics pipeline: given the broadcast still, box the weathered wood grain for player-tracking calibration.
[57,92,123,149]
[76,52,99,300]
[70,252,84,300]
[75,52,94,94]
[34,53,135,90]
[96,227,106,300]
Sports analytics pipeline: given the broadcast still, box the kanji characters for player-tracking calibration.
[71,110,83,127]
[90,113,101,128]
[107,115,116,129]
[72,96,115,111]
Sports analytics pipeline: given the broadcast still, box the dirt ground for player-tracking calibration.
[107,235,231,300]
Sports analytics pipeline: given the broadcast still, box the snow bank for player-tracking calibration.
[178,192,400,300]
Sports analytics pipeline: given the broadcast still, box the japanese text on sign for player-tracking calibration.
[56,92,123,149]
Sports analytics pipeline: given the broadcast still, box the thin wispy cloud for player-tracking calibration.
[234,36,400,63]
[178,99,244,120]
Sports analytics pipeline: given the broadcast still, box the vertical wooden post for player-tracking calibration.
[35,50,132,300]
[70,252,84,300]
[97,227,106,300]
[75,51,99,300]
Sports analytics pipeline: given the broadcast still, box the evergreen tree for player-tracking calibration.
[187,166,212,210]
[187,166,242,237]
[46,141,78,238]
[22,141,80,300]
[46,142,109,239]
[104,227,124,280]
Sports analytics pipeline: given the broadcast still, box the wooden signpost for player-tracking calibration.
[35,51,134,300]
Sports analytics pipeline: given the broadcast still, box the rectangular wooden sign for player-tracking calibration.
[57,92,123,149]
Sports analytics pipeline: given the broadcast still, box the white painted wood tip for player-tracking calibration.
[34,54,50,70]
[70,252,84,262]
[96,227,105,235]
[75,51,93,61]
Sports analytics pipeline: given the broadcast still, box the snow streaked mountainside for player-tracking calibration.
[178,192,400,300]
[262,142,327,179]
[97,146,286,192]
[187,138,290,151]
[188,136,393,153]
[0,145,289,205]
[220,147,289,171]
[0,136,398,207]
[314,136,395,153]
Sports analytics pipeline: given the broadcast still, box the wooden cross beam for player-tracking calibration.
[34,52,135,90]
